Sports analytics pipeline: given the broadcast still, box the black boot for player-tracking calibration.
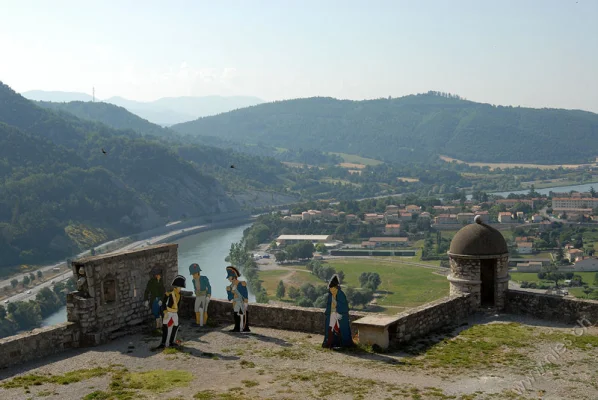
[152,325,168,351]
[169,325,180,347]
[230,313,240,332]
[242,311,251,332]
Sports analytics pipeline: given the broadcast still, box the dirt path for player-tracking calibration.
[2,314,597,400]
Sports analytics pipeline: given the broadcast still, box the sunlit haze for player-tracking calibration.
[1,0,597,111]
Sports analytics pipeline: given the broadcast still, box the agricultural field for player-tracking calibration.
[319,178,361,187]
[329,152,384,166]
[396,176,419,182]
[440,155,595,170]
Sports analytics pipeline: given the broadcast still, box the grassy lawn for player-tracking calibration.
[323,258,449,308]
[516,252,553,259]
[258,268,324,300]
[569,287,598,300]
[510,271,597,284]
[329,152,383,166]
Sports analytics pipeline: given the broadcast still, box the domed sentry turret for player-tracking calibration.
[447,215,510,310]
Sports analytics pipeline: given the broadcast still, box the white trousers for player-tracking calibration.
[329,312,341,329]
[163,312,179,345]
[194,295,209,312]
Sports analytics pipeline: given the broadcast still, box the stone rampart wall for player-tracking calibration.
[506,290,598,325]
[0,322,79,369]
[178,297,367,335]
[389,294,473,346]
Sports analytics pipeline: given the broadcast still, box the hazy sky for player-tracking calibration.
[1,0,597,112]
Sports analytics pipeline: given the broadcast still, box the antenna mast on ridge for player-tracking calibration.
[92,87,95,102]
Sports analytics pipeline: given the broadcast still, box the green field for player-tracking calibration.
[323,259,449,308]
[510,271,597,284]
[329,152,384,166]
[257,258,449,311]
[568,287,598,300]
[259,268,324,300]
[319,178,361,187]
[516,252,553,259]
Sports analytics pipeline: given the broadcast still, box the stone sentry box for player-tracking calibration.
[67,243,179,345]
[447,216,510,310]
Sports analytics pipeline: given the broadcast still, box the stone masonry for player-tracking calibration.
[389,294,473,346]
[67,243,179,345]
[446,217,510,310]
[447,255,510,310]
[506,290,598,325]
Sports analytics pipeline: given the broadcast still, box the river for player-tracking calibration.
[41,223,253,327]
[465,182,598,200]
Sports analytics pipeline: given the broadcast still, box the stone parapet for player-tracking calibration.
[506,290,598,325]
[0,322,79,369]
[178,296,367,335]
[389,294,474,346]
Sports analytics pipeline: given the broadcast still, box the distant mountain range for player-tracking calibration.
[21,90,265,125]
[170,92,598,165]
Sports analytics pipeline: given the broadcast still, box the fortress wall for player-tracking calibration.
[389,294,474,346]
[506,290,598,325]
[177,297,367,335]
[0,322,79,369]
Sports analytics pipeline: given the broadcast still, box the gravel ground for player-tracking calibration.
[0,313,597,400]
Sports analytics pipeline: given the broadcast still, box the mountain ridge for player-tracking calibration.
[21,90,265,125]
[170,92,598,165]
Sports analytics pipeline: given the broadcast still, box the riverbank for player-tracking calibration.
[34,221,254,328]
[1,215,256,304]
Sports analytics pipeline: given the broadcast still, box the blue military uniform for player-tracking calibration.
[226,266,250,332]
[189,263,212,327]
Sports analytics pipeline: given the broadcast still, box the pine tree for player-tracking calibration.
[276,280,286,299]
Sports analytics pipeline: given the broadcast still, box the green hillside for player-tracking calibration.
[0,82,241,269]
[36,100,175,139]
[171,92,598,164]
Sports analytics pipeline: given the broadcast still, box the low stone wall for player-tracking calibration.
[178,297,367,335]
[506,290,598,324]
[389,294,473,346]
[0,322,79,369]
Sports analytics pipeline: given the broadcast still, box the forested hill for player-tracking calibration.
[171,92,598,165]
[35,99,343,167]
[30,99,302,192]
[0,81,240,269]
[35,100,175,139]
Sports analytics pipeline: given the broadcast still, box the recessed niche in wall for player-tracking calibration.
[102,278,117,304]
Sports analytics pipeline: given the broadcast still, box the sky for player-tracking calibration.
[1,0,597,112]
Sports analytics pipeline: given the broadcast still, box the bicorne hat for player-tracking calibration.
[172,274,186,288]
[189,263,202,274]
[328,274,340,288]
[226,266,241,279]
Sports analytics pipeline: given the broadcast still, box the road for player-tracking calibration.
[4,273,72,304]
[0,237,126,291]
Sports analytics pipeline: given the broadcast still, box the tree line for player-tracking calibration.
[0,278,76,339]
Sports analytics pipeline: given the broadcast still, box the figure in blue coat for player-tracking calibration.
[322,274,355,349]
[226,266,251,332]
[189,263,212,327]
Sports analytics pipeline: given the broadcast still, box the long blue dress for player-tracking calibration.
[322,289,355,348]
